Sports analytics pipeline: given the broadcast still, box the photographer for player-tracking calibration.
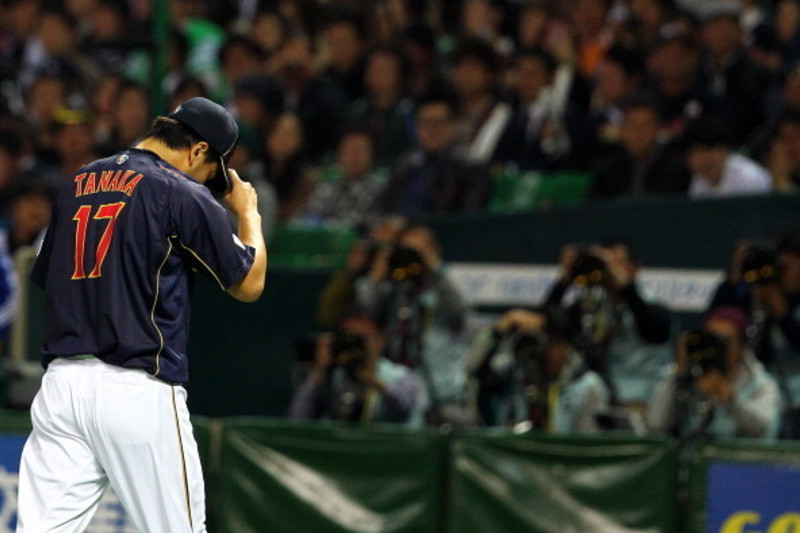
[709,230,800,437]
[545,239,673,407]
[288,314,423,426]
[354,224,471,426]
[646,307,781,440]
[470,306,610,432]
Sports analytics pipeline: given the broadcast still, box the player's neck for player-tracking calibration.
[135,138,190,174]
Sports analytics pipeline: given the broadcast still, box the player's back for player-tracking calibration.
[31,148,214,382]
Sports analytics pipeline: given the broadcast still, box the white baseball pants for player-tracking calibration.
[17,356,206,532]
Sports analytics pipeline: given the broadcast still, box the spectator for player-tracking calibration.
[589,95,691,197]
[296,126,386,228]
[89,72,123,150]
[262,112,315,223]
[78,0,132,74]
[400,22,443,100]
[450,37,514,165]
[685,115,772,198]
[25,73,69,151]
[21,106,98,195]
[567,0,614,79]
[7,182,52,255]
[377,90,492,217]
[288,313,423,426]
[97,80,151,155]
[589,45,646,147]
[697,1,769,146]
[169,75,209,111]
[232,72,284,154]
[545,238,674,408]
[320,9,367,105]
[645,23,719,140]
[709,231,800,438]
[460,0,514,59]
[469,305,610,432]
[218,35,267,100]
[344,45,414,167]
[764,110,800,192]
[272,34,346,163]
[646,306,782,440]
[500,46,587,170]
[250,8,290,66]
[18,5,97,92]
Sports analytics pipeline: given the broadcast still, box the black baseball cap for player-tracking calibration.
[168,97,239,193]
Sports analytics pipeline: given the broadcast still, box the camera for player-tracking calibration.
[295,331,369,378]
[330,331,369,378]
[571,249,607,287]
[741,245,778,285]
[389,246,427,285]
[510,329,548,362]
[684,329,728,380]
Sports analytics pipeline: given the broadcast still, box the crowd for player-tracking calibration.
[0,0,797,438]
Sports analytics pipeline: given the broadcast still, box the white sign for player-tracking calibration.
[447,263,724,312]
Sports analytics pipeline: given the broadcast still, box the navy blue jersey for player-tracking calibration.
[31,149,255,383]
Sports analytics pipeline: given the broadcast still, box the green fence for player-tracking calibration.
[4,414,800,532]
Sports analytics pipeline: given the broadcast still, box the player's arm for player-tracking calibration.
[224,169,267,302]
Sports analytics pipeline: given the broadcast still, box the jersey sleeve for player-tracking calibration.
[170,182,255,290]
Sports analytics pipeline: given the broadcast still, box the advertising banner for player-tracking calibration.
[707,462,800,533]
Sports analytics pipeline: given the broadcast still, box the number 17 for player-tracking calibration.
[72,202,126,279]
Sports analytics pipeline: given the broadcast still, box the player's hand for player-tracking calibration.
[223,169,258,217]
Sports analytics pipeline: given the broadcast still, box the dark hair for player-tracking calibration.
[171,76,209,100]
[598,236,639,264]
[517,47,558,75]
[325,8,366,40]
[415,85,460,116]
[338,124,377,153]
[619,92,661,116]
[604,45,645,77]
[451,37,499,75]
[219,35,266,65]
[684,115,733,149]
[143,117,219,164]
[367,44,410,82]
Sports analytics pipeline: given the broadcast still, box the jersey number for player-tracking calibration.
[72,202,125,279]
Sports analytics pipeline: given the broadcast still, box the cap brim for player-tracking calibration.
[205,156,232,194]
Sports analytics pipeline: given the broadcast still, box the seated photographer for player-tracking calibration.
[646,306,782,440]
[545,239,673,407]
[288,313,423,426]
[709,231,800,437]
[469,306,610,433]
[354,224,471,426]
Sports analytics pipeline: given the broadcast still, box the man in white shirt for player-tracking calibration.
[686,115,772,197]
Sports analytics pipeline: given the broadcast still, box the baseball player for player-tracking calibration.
[16,97,266,532]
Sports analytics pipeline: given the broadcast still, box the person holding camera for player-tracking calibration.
[288,313,423,426]
[469,306,610,432]
[709,230,800,437]
[354,224,471,427]
[545,238,673,408]
[646,306,782,440]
